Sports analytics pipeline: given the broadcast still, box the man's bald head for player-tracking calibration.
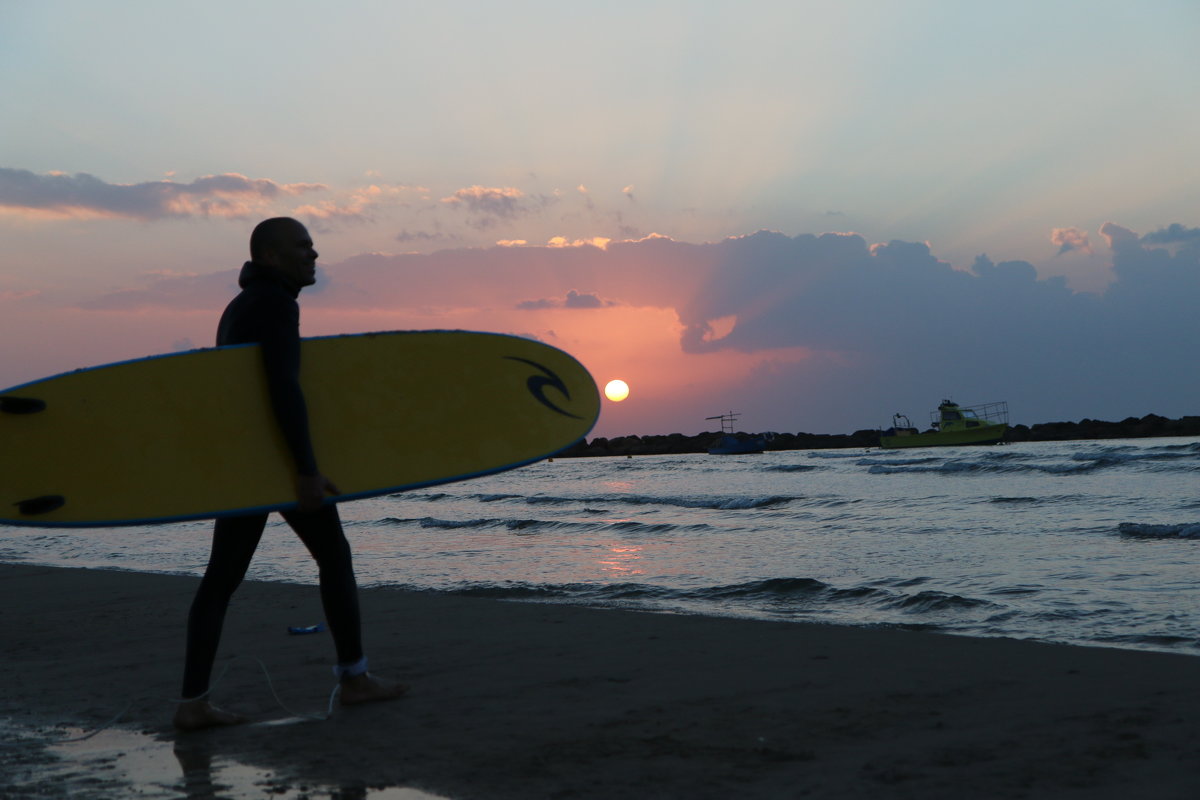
[250,217,307,262]
[248,217,319,289]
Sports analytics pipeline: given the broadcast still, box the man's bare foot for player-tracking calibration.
[339,673,409,706]
[173,699,249,731]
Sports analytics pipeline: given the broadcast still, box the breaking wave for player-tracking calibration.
[393,492,796,511]
[434,576,997,622]
[374,516,716,535]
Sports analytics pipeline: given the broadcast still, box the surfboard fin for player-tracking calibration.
[15,495,65,515]
[0,396,46,414]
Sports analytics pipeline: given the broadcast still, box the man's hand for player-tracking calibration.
[296,474,340,512]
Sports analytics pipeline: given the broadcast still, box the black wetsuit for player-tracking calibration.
[180,262,363,699]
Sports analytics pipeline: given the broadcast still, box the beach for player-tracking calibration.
[2,563,1199,798]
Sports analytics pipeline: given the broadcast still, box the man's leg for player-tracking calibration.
[282,505,363,664]
[175,513,267,729]
[283,505,407,704]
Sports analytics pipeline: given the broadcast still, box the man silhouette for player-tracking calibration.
[174,218,405,730]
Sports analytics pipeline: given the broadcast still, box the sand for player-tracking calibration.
[2,562,1199,799]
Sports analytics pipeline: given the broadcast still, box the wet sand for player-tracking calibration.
[2,562,1200,799]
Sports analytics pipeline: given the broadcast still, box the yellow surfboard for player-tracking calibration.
[0,331,599,527]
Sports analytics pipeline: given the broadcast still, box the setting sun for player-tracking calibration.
[604,379,630,402]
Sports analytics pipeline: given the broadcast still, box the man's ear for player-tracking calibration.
[257,247,281,267]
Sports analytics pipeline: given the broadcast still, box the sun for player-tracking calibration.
[604,379,630,402]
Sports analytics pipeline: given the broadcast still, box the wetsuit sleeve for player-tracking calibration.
[257,297,320,477]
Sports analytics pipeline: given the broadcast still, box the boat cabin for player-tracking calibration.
[879,399,1009,449]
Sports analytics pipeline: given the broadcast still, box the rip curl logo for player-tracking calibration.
[505,357,582,419]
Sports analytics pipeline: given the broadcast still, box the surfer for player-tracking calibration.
[174,217,407,731]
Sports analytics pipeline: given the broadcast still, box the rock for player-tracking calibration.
[555,412,1200,458]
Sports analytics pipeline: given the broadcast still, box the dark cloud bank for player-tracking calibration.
[323,225,1199,432]
[0,168,322,219]
[81,223,1200,434]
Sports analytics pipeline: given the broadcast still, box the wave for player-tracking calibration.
[862,442,1200,477]
[1092,632,1200,647]
[578,493,795,510]
[374,516,578,532]
[445,582,677,601]
[431,576,995,620]
[1070,450,1200,466]
[605,520,712,534]
[792,496,864,508]
[1082,441,1200,457]
[703,577,830,599]
[869,458,1127,476]
[857,456,943,467]
[805,451,871,459]
[373,516,714,535]
[1117,522,1200,539]
[439,577,835,604]
[762,464,821,473]
[987,494,1086,505]
[880,590,996,613]
[454,493,799,511]
[387,491,453,501]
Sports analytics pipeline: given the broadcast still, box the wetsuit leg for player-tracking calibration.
[180,513,268,698]
[281,505,364,666]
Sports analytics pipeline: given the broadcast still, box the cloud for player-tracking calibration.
[1140,223,1200,247]
[546,236,611,249]
[1050,226,1092,255]
[516,289,613,310]
[332,225,1200,426]
[0,168,325,220]
[1103,223,1200,322]
[515,297,556,311]
[293,183,418,225]
[1099,221,1139,251]
[61,222,1200,433]
[397,228,459,244]
[566,289,606,308]
[440,185,554,228]
[76,269,241,311]
[0,288,41,301]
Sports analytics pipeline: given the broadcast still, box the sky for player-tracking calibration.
[2,0,1199,439]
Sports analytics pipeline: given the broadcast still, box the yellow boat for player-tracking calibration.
[880,400,1008,449]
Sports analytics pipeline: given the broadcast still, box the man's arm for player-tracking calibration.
[257,297,339,510]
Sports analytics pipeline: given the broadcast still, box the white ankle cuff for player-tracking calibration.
[333,656,368,678]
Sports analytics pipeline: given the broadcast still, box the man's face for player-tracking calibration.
[263,222,319,287]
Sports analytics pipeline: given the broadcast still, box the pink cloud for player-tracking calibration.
[0,288,41,301]
[1050,227,1092,255]
[441,185,554,227]
[294,183,421,224]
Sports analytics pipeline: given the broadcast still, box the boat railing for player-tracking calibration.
[932,400,1008,426]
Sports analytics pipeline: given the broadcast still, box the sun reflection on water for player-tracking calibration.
[598,542,644,575]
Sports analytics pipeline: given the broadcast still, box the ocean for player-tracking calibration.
[4,437,1200,656]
